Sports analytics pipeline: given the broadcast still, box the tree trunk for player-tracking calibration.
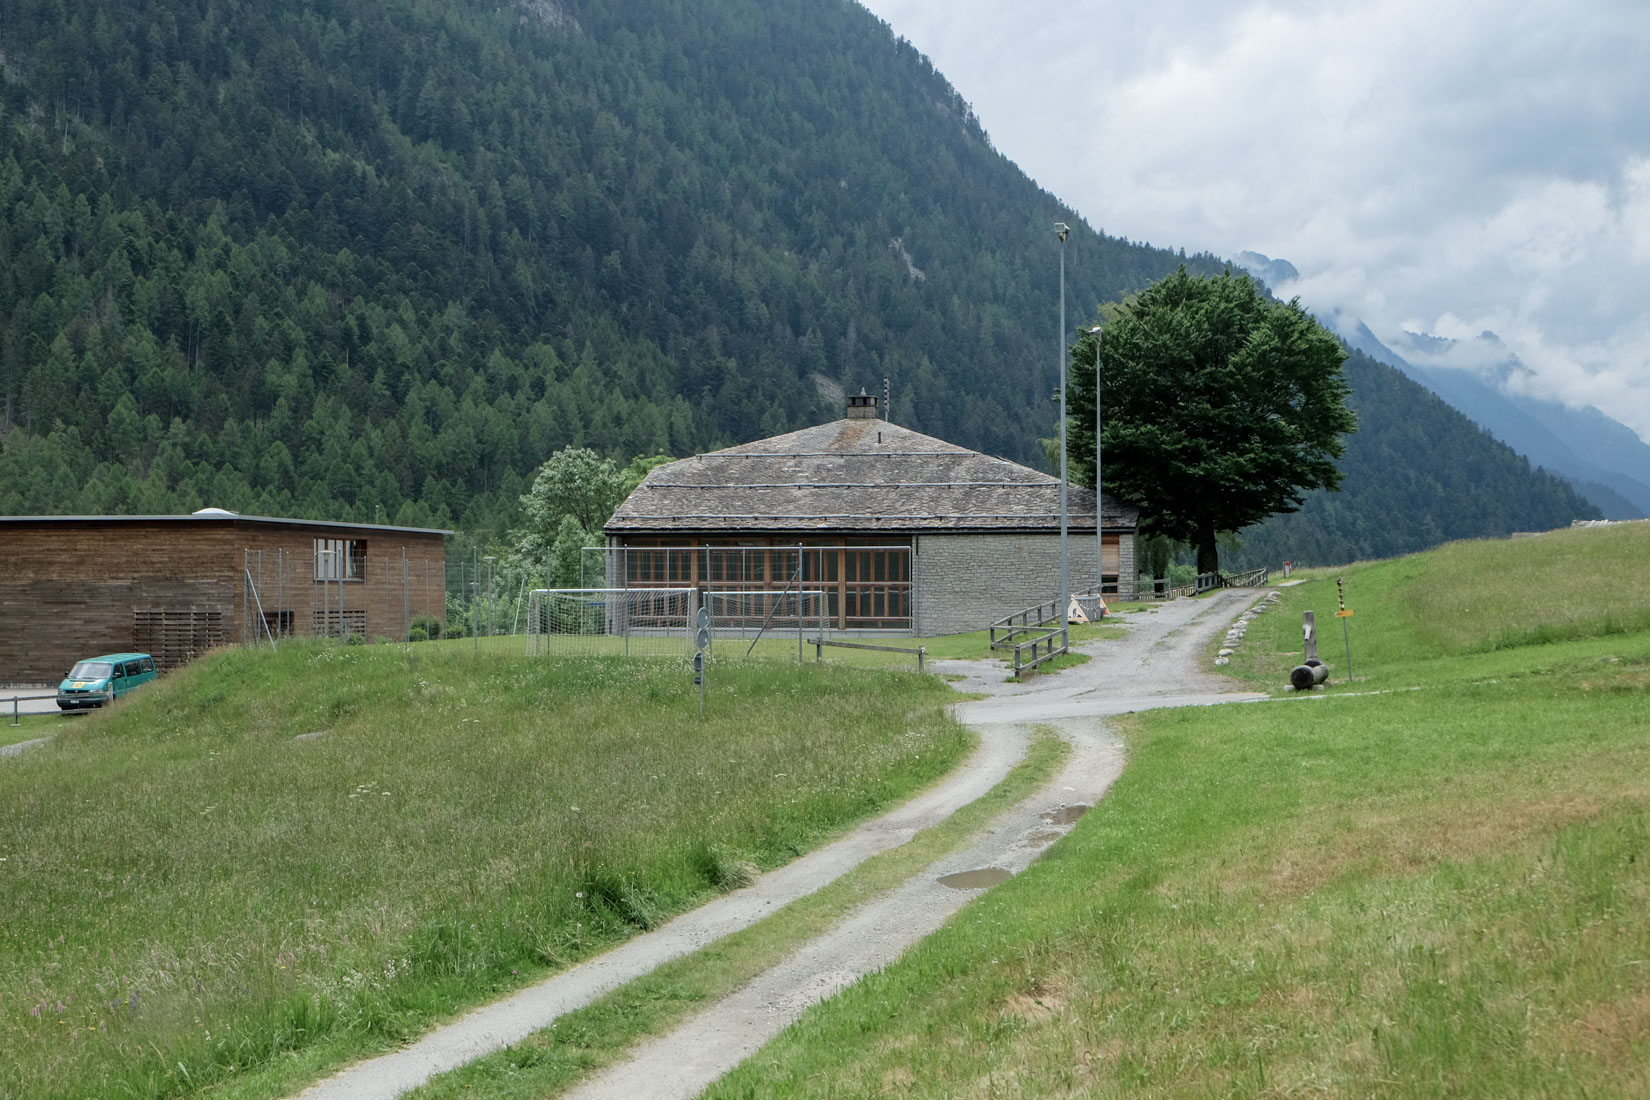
[1196,527,1219,577]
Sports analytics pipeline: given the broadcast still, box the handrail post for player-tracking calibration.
[918,645,925,672]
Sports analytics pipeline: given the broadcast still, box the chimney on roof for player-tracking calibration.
[847,388,878,420]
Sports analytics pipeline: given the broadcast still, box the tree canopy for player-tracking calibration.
[1066,267,1357,574]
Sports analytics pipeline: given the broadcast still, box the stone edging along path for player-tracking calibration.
[295,589,1269,1100]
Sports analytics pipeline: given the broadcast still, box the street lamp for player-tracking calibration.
[1088,324,1104,603]
[1056,222,1070,638]
[484,555,496,636]
[318,547,333,639]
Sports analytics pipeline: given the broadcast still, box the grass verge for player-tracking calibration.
[0,644,970,1099]
[0,710,70,746]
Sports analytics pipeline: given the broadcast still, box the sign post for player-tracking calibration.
[1334,577,1354,682]
[694,607,711,716]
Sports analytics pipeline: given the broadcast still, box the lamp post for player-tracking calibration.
[1088,324,1104,601]
[318,547,333,639]
[1056,222,1070,637]
[484,555,496,636]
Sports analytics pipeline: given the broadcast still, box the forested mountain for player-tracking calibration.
[1342,325,1650,520]
[1226,347,1600,569]
[0,0,1218,533]
[0,0,1600,561]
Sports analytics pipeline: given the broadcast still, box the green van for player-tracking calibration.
[56,652,159,710]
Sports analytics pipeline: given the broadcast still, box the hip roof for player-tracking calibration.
[605,418,1137,534]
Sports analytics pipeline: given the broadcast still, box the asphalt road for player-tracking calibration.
[0,689,62,717]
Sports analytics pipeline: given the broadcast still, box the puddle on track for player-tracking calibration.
[1024,831,1064,847]
[937,867,1013,890]
[1040,804,1091,826]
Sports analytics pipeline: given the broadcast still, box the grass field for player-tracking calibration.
[707,524,1650,1097]
[404,731,1072,1099]
[0,644,971,1099]
[0,710,69,746]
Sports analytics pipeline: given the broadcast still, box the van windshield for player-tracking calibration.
[69,662,113,680]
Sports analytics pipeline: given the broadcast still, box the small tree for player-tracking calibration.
[1067,267,1357,575]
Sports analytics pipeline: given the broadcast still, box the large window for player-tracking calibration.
[618,538,913,631]
[315,538,367,581]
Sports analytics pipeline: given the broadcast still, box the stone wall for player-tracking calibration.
[912,532,1136,636]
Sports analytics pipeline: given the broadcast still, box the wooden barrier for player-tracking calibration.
[809,638,926,671]
[1012,626,1068,678]
[989,598,1063,650]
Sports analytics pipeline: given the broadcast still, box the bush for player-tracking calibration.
[410,615,443,640]
[1166,562,1198,586]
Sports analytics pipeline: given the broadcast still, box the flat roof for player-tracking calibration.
[0,513,451,536]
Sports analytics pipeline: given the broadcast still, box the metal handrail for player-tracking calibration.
[6,693,57,726]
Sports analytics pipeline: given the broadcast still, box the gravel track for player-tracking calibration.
[295,590,1267,1099]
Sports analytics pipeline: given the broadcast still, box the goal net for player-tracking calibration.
[525,588,695,657]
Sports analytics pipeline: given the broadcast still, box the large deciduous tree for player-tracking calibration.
[1066,267,1357,575]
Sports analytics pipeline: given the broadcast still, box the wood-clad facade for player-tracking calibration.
[0,513,447,683]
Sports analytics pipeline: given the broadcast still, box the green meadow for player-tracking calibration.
[709,523,1650,1097]
[0,645,969,1098]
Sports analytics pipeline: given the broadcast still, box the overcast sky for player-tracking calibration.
[857,0,1650,444]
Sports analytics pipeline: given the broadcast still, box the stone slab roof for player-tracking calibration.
[605,418,1138,534]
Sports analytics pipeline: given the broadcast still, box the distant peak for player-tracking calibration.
[1233,251,1299,288]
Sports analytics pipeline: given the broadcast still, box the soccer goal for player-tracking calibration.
[525,588,695,657]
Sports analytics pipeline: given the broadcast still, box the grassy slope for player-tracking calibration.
[0,645,969,1099]
[0,711,63,747]
[404,733,1071,1099]
[710,523,1650,1098]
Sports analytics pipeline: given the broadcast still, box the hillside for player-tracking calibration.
[0,0,1219,534]
[1343,324,1650,520]
[1227,347,1600,569]
[0,0,1599,558]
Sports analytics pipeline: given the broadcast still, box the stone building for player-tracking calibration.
[604,394,1137,635]
[0,511,447,682]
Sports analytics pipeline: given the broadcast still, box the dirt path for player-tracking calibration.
[295,591,1266,1100]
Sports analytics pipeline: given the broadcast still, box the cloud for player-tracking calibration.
[858,0,1650,442]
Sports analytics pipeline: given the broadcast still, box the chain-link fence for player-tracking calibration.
[239,545,873,653]
[240,548,450,646]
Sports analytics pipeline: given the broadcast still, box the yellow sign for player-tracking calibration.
[1335,609,1354,618]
